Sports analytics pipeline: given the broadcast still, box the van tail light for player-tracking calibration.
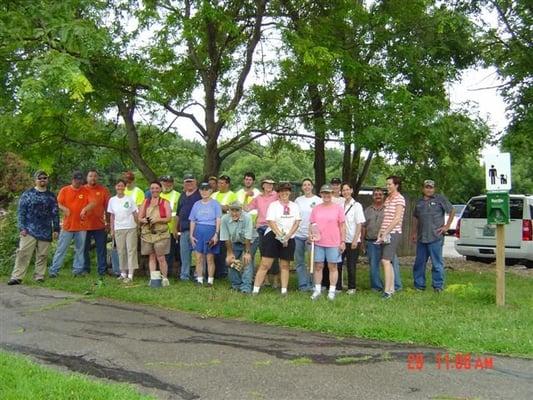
[455,219,461,238]
[523,220,532,241]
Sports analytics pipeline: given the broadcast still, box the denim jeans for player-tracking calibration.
[111,247,121,276]
[83,229,108,276]
[294,237,314,291]
[227,243,254,293]
[50,230,87,275]
[214,240,228,278]
[413,238,445,290]
[179,230,193,280]
[165,234,179,277]
[365,240,402,291]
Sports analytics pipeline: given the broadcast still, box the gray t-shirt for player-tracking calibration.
[413,194,453,243]
[363,205,384,241]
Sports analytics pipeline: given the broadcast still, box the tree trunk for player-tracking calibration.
[203,136,221,180]
[308,84,326,190]
[117,100,157,182]
[353,151,374,196]
[342,139,352,183]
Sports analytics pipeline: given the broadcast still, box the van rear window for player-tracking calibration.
[462,198,523,219]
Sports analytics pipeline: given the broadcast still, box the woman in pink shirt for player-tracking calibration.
[377,175,406,299]
[309,185,346,301]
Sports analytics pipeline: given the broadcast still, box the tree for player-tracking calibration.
[255,0,488,192]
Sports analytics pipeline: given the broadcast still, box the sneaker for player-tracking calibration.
[347,289,356,295]
[48,273,58,278]
[162,278,170,287]
[35,277,45,283]
[381,292,393,300]
[433,287,443,293]
[122,278,132,284]
[335,289,342,294]
[117,275,126,281]
[195,280,203,287]
[310,291,321,301]
[7,279,21,286]
[206,282,213,288]
[327,291,336,301]
[280,291,288,297]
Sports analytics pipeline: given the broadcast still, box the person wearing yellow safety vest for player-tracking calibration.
[160,175,181,279]
[235,172,260,272]
[211,175,237,278]
[123,171,145,207]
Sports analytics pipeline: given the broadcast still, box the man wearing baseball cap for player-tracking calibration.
[175,173,201,281]
[8,171,60,285]
[220,201,254,293]
[159,175,181,278]
[411,179,455,292]
[49,171,95,277]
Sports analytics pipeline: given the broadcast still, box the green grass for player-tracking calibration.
[0,351,155,400]
[15,264,532,358]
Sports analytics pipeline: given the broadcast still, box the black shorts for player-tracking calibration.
[260,231,295,261]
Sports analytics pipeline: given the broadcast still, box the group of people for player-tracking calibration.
[7,169,455,300]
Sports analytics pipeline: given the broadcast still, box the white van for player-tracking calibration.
[454,194,533,267]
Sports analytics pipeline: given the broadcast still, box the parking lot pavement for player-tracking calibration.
[2,284,533,399]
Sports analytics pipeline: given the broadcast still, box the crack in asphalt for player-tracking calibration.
[1,344,200,400]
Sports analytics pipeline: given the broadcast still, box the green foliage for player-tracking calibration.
[0,153,33,205]
[0,351,155,400]
[0,202,20,276]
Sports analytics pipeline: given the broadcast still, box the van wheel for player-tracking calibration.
[525,261,533,269]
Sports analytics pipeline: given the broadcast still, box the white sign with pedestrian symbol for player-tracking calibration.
[484,153,511,192]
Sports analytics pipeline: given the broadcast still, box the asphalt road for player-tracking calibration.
[1,285,532,400]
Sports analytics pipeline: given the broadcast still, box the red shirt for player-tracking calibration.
[57,185,91,232]
[84,184,111,230]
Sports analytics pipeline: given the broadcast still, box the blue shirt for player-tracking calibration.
[189,199,222,226]
[18,188,60,241]
[177,190,202,231]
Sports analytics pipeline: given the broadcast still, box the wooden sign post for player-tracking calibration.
[484,153,511,307]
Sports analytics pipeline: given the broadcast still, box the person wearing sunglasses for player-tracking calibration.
[8,171,60,285]
[252,182,301,296]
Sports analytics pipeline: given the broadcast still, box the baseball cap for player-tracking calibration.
[330,177,342,184]
[424,180,435,187]
[183,173,195,181]
[277,182,292,192]
[34,170,48,179]
[160,175,174,182]
[219,174,231,183]
[228,201,243,210]
[72,171,83,180]
[199,182,211,190]
[319,184,334,193]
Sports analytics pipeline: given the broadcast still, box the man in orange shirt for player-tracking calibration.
[83,169,111,277]
[49,171,94,277]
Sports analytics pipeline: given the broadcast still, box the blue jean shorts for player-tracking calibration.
[313,245,341,263]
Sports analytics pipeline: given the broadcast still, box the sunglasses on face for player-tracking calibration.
[37,176,48,181]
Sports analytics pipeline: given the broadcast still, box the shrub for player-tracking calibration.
[0,201,19,276]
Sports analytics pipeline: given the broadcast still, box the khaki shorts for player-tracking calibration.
[141,237,170,256]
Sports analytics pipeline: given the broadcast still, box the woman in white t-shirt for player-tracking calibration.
[107,179,138,283]
[294,178,321,292]
[252,182,301,296]
[340,183,366,294]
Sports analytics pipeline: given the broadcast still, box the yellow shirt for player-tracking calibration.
[160,190,181,233]
[124,186,145,207]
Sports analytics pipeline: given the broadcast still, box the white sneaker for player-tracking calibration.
[310,291,321,301]
[122,277,132,284]
[162,278,170,287]
[327,291,336,301]
[347,289,356,295]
